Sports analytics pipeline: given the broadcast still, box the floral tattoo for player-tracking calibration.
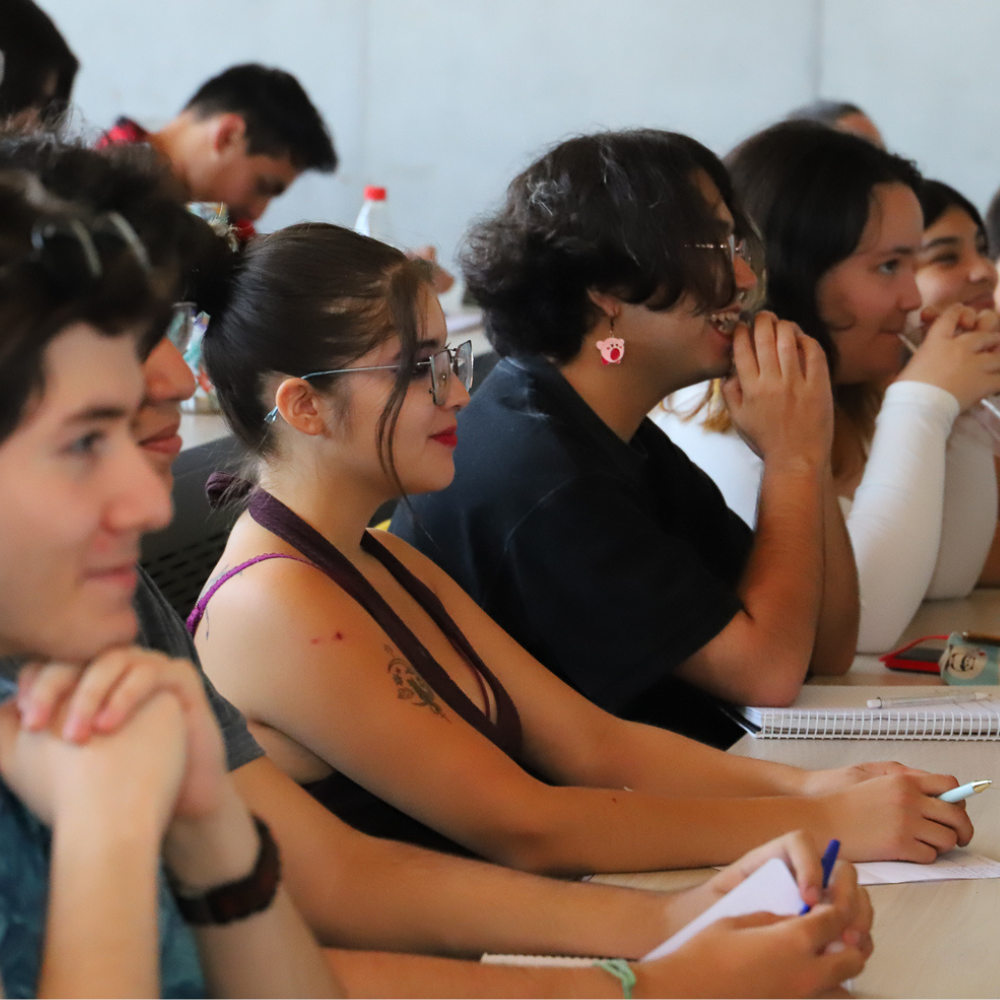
[386,646,449,721]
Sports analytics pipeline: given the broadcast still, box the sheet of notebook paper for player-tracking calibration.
[642,857,804,962]
[855,849,1000,885]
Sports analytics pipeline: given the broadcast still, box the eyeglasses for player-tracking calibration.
[264,340,474,425]
[165,301,198,354]
[692,233,751,266]
[0,211,151,293]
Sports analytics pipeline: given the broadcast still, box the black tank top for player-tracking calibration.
[243,487,524,857]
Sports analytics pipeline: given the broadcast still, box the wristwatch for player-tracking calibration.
[169,815,281,925]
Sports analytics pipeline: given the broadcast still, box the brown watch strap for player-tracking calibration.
[169,815,281,925]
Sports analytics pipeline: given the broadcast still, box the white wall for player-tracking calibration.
[34,0,1000,271]
[822,0,1000,211]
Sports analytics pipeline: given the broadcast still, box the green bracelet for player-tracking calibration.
[593,958,636,999]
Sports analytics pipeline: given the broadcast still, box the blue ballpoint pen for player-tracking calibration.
[800,839,840,915]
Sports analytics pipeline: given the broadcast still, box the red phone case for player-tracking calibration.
[879,635,948,674]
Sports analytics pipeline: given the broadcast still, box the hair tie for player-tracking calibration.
[205,471,254,509]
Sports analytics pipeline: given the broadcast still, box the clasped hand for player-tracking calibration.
[900,303,1000,411]
[0,648,227,836]
[722,312,835,468]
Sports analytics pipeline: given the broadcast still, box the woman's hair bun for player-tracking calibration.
[182,221,244,327]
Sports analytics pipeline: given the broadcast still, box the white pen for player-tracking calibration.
[939,780,993,803]
[866,691,992,709]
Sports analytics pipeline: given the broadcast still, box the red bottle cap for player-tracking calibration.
[363,186,387,200]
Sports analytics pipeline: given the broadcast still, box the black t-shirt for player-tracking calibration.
[0,568,263,773]
[391,356,753,747]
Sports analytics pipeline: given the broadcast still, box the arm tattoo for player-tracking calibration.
[386,645,449,721]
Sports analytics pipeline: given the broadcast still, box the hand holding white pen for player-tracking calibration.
[939,780,992,804]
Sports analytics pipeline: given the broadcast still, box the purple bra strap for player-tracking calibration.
[186,552,316,635]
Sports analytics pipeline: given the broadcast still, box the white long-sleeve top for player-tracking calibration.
[652,381,997,653]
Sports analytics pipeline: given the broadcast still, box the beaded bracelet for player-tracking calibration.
[593,958,637,999]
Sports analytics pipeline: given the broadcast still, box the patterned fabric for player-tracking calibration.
[0,775,205,998]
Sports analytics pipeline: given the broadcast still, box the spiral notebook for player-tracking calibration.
[737,686,1000,740]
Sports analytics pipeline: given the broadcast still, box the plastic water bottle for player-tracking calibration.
[354,186,394,245]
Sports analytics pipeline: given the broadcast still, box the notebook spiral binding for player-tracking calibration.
[755,709,1000,740]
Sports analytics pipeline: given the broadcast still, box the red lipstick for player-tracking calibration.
[430,426,458,449]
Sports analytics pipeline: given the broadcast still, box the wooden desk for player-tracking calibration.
[595,593,1000,996]
[741,738,999,999]
[596,733,1000,998]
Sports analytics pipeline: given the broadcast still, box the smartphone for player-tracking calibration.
[879,635,948,674]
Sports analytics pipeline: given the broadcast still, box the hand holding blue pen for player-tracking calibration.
[800,839,840,915]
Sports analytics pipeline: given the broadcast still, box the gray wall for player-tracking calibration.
[36,0,1000,272]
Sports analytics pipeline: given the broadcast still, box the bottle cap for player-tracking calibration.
[363,186,387,200]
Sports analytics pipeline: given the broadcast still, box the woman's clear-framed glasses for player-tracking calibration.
[165,301,198,354]
[264,340,474,424]
[692,233,751,266]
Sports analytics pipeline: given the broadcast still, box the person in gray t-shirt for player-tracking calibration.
[132,568,262,772]
[0,567,261,774]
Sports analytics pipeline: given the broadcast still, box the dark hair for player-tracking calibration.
[985,183,1000,260]
[184,64,336,173]
[724,121,922,477]
[917,179,985,237]
[725,120,922,370]
[203,223,432,491]
[0,130,233,314]
[785,99,868,128]
[460,128,761,362]
[0,171,163,444]
[0,0,79,124]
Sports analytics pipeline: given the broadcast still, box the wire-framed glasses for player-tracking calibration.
[692,232,751,266]
[264,340,474,425]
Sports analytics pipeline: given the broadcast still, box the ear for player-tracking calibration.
[586,288,622,320]
[273,378,328,435]
[210,113,248,156]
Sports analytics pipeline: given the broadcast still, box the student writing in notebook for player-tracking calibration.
[190,214,972,876]
[97,64,335,240]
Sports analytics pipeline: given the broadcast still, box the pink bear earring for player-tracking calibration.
[596,320,624,365]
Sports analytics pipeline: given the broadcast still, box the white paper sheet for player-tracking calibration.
[641,857,805,962]
[855,849,1000,885]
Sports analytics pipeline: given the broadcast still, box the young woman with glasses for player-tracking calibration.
[0,173,336,998]
[653,123,1000,653]
[190,219,971,880]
